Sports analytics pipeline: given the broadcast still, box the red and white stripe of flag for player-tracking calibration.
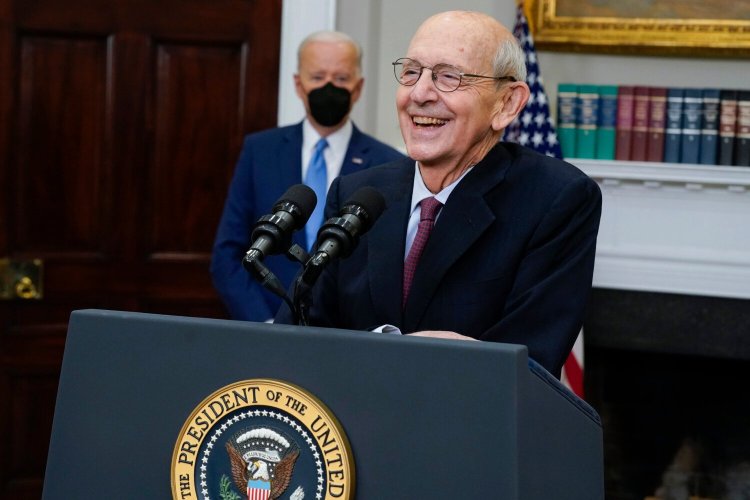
[248,487,271,500]
[561,329,584,398]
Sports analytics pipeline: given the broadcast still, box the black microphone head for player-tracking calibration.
[342,186,386,230]
[274,184,317,228]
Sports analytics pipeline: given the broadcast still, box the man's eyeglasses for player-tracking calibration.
[392,57,517,93]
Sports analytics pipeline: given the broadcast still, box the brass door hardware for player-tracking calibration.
[0,258,43,300]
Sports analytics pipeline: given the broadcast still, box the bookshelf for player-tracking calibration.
[573,159,750,300]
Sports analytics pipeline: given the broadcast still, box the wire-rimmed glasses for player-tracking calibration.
[392,57,517,92]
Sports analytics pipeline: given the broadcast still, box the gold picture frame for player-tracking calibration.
[527,0,750,58]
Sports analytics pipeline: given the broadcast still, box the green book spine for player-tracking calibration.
[575,84,599,159]
[596,85,618,160]
[557,83,578,159]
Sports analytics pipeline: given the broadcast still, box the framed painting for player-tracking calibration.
[527,0,750,57]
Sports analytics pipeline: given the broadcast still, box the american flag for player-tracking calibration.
[502,2,585,398]
[502,4,562,158]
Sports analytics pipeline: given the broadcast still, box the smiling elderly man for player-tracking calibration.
[276,10,602,378]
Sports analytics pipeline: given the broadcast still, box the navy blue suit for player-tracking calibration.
[276,143,602,377]
[211,121,404,321]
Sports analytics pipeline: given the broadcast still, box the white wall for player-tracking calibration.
[278,0,336,126]
[281,1,750,149]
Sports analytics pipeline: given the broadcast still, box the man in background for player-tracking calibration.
[211,31,404,322]
[276,11,601,378]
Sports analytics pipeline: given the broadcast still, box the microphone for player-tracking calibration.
[242,184,317,269]
[300,186,386,286]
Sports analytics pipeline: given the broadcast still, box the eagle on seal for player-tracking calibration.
[225,441,299,499]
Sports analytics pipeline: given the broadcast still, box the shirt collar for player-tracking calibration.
[408,162,473,214]
[302,118,353,158]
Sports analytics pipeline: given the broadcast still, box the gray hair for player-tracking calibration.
[492,36,527,84]
[297,31,363,71]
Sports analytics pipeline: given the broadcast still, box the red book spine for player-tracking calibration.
[615,86,635,160]
[631,86,651,161]
[646,87,667,162]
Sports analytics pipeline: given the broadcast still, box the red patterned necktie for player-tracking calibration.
[403,196,442,308]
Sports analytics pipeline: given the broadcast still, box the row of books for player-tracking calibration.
[556,84,750,166]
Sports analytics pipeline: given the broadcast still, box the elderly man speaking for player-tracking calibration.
[277,11,601,379]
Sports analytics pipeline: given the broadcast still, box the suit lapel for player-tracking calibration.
[402,146,511,332]
[340,124,371,176]
[368,160,414,326]
[279,123,306,249]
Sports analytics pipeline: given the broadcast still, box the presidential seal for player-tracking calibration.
[171,379,354,500]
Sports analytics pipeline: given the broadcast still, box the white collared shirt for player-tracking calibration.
[301,119,353,190]
[404,162,473,259]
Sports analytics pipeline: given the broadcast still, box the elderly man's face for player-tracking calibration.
[295,41,363,120]
[397,16,508,169]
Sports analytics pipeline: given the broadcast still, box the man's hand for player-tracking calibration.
[407,330,478,341]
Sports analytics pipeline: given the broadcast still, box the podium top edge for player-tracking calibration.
[68,308,530,355]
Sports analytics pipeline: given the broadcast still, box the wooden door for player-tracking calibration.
[0,1,281,497]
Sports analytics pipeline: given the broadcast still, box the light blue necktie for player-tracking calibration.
[305,138,329,250]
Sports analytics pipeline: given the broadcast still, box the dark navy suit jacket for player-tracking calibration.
[276,143,602,377]
[211,121,404,321]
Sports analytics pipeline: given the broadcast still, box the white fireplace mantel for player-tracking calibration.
[574,159,750,301]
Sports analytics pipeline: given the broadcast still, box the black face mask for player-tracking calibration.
[307,82,351,127]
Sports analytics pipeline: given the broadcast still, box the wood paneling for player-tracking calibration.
[151,43,243,254]
[16,36,108,254]
[0,0,282,497]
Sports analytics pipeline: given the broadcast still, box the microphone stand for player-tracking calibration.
[292,277,313,326]
[293,248,334,326]
[243,243,311,325]
[287,243,312,325]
